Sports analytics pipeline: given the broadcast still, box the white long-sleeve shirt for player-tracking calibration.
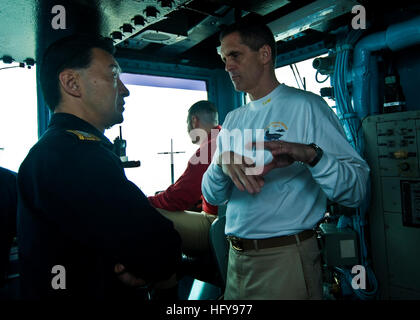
[202,84,370,238]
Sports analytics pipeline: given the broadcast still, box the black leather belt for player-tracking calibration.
[227,230,316,252]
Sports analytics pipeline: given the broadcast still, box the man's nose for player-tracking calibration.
[224,58,234,73]
[119,79,130,97]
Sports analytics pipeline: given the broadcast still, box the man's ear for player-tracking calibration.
[58,69,82,98]
[191,115,199,129]
[259,44,272,65]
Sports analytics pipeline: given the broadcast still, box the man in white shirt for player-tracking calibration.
[202,21,370,299]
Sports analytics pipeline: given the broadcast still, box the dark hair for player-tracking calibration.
[219,22,277,66]
[188,100,218,126]
[40,34,115,111]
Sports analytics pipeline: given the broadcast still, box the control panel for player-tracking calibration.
[377,120,417,177]
[363,111,420,299]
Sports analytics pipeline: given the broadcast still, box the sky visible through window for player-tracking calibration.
[104,76,208,196]
[0,62,38,173]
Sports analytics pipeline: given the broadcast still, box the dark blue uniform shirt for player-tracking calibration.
[17,113,182,299]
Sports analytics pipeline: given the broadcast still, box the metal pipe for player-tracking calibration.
[352,16,420,119]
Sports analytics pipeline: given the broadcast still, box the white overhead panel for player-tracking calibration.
[268,0,360,41]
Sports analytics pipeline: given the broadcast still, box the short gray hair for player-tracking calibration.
[188,100,218,126]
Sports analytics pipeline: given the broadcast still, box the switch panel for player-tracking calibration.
[363,110,420,299]
[377,120,417,177]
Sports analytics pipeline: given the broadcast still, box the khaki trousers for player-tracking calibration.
[156,208,216,256]
[224,234,323,300]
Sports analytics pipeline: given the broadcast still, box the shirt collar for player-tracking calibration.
[47,113,113,147]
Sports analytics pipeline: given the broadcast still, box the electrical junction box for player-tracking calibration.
[318,223,359,267]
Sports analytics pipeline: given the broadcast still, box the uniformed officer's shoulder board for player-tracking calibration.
[66,130,101,142]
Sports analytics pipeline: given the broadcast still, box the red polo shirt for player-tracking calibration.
[148,126,221,215]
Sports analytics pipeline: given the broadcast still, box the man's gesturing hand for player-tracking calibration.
[216,151,265,194]
[217,142,316,194]
[251,140,317,175]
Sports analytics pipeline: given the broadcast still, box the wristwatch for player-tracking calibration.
[307,143,323,167]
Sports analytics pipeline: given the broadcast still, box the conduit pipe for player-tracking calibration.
[352,16,420,119]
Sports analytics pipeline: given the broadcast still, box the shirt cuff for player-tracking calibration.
[307,151,332,176]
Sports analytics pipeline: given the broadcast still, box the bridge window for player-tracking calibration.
[245,54,335,110]
[105,74,208,196]
[0,62,38,172]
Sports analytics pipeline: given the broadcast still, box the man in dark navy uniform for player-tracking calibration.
[17,35,182,299]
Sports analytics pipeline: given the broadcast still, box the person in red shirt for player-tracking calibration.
[148,100,221,256]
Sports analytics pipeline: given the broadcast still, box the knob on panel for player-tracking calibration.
[398,162,410,171]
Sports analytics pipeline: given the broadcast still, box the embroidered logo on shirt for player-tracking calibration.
[264,122,288,141]
[262,98,271,105]
[66,130,101,141]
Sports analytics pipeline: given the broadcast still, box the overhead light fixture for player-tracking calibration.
[137,30,186,45]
